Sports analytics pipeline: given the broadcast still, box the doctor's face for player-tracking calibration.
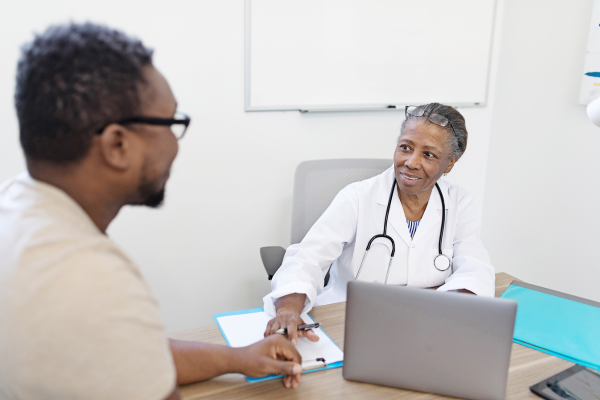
[394,120,456,196]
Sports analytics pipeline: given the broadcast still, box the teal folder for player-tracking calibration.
[500,281,600,371]
[213,307,343,382]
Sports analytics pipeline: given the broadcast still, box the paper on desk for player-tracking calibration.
[215,311,344,365]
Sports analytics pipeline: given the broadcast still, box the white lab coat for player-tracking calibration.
[263,166,495,316]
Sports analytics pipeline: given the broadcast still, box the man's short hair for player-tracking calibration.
[15,22,154,163]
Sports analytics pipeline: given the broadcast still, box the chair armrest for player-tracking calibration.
[260,246,286,280]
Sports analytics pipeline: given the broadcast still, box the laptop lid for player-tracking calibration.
[343,281,517,400]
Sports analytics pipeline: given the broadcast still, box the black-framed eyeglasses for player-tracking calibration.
[405,105,456,136]
[96,111,191,140]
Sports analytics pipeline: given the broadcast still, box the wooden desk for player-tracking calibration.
[170,273,572,399]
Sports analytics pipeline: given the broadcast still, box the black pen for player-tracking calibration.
[302,358,327,371]
[275,323,320,335]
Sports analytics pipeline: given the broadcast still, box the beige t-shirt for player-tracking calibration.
[0,173,176,400]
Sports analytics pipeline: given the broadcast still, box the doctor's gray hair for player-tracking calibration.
[399,103,468,160]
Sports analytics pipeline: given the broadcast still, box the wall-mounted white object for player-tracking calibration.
[580,0,600,105]
[587,96,600,126]
[245,0,497,112]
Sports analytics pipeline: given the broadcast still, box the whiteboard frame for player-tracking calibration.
[245,0,497,113]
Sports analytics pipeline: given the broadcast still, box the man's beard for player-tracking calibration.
[137,179,166,208]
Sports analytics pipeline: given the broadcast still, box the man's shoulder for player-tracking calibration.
[0,172,111,262]
[1,226,150,319]
[0,192,171,400]
[0,172,150,320]
[0,237,173,400]
[0,173,100,236]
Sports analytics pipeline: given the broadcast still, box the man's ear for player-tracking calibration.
[96,124,132,171]
[444,157,458,174]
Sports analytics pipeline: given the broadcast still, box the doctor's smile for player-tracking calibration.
[399,172,422,181]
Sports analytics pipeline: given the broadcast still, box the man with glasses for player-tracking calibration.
[0,23,302,400]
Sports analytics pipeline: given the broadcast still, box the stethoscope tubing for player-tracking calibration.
[356,177,450,283]
[364,178,397,255]
[384,177,446,256]
[435,182,446,256]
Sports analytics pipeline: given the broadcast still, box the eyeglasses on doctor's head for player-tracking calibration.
[96,111,191,140]
[405,105,456,137]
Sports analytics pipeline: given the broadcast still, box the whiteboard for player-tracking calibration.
[245,0,497,112]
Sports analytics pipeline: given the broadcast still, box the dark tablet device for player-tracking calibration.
[530,365,600,400]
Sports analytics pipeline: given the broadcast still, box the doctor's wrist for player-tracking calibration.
[275,293,306,315]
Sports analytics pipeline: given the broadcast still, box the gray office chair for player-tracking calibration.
[260,158,393,285]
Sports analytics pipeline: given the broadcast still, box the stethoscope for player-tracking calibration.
[355,178,451,284]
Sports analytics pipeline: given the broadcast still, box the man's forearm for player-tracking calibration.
[169,339,240,385]
[169,336,303,388]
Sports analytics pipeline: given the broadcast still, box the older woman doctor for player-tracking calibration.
[263,103,495,345]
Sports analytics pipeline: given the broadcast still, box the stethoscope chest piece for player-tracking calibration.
[357,178,453,282]
[434,254,451,271]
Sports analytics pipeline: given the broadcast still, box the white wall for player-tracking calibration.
[482,0,600,302]
[0,0,498,332]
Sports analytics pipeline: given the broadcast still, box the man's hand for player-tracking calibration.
[235,335,303,389]
[264,293,319,345]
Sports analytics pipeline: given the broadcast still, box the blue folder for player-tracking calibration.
[500,281,600,371]
[213,307,344,382]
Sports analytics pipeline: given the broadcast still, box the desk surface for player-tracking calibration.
[170,273,572,399]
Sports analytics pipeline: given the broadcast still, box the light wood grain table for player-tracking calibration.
[170,273,572,399]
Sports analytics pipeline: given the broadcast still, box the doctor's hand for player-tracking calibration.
[236,335,303,389]
[264,293,320,346]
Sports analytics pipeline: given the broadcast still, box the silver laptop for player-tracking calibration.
[343,281,517,400]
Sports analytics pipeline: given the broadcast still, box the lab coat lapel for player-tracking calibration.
[376,169,413,247]
[412,180,452,243]
[388,186,413,247]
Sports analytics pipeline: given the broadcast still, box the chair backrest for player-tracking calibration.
[290,159,393,245]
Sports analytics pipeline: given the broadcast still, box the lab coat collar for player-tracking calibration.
[376,167,397,206]
[387,185,413,246]
[376,169,452,246]
[411,179,452,243]
[376,168,452,210]
[375,167,412,246]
